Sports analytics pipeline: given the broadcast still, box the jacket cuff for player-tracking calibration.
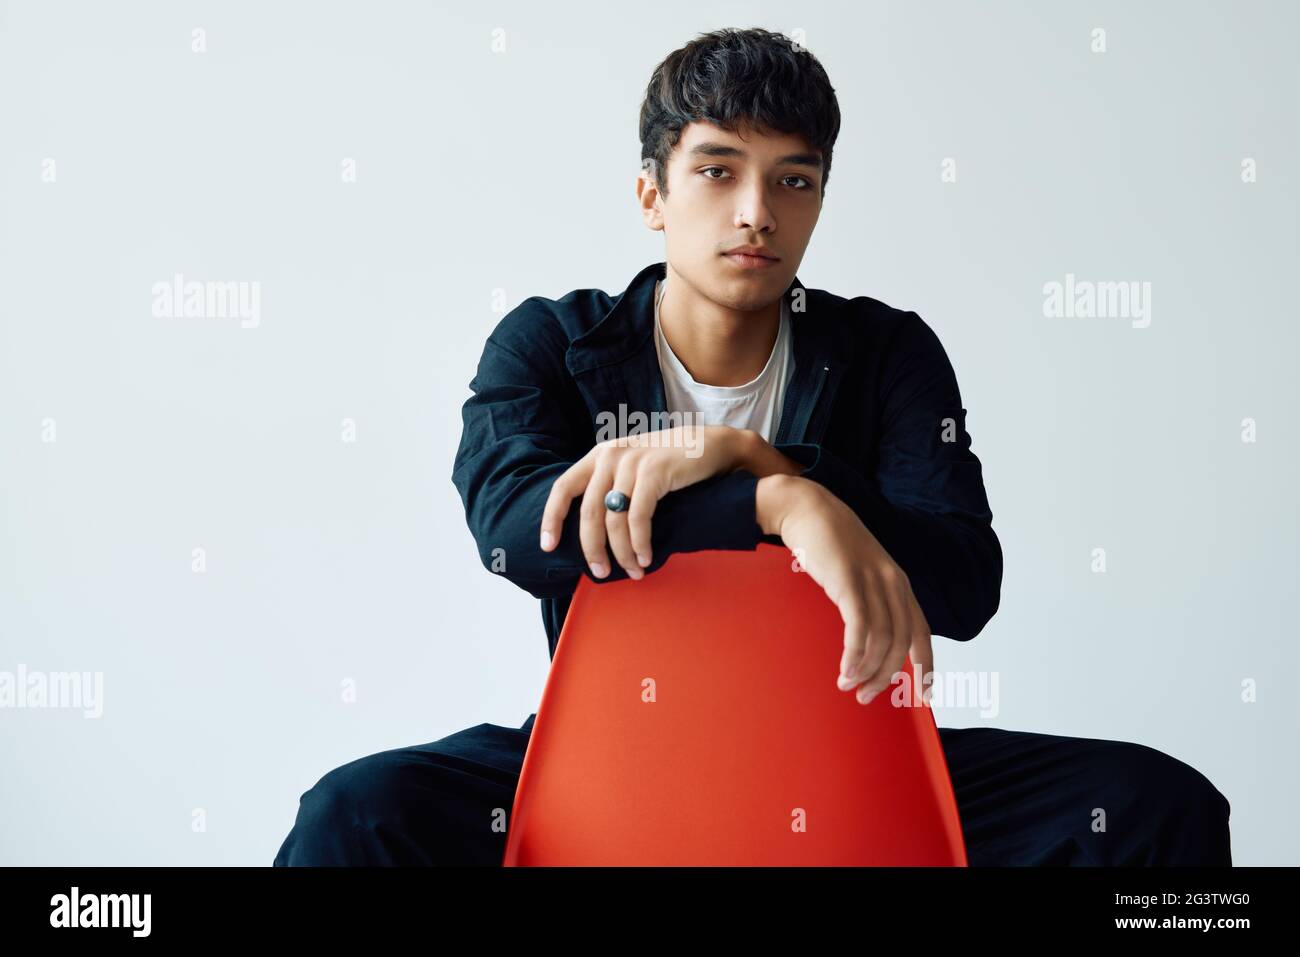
[587,468,767,583]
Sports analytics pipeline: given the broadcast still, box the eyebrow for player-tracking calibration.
[686,141,823,169]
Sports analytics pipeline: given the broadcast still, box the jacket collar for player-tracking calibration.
[564,260,843,446]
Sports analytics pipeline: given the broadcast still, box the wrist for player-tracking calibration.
[730,428,804,478]
[755,473,811,537]
[727,427,761,473]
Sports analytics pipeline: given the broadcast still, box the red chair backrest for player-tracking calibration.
[503,542,967,865]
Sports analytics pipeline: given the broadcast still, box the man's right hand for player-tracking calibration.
[756,474,933,706]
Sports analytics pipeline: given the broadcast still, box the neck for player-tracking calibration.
[658,262,782,386]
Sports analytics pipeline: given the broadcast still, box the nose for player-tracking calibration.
[733,178,777,234]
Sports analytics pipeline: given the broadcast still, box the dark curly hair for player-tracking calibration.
[639,27,842,201]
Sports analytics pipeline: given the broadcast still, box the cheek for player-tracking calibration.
[671,195,712,226]
[784,206,819,243]
[662,208,714,250]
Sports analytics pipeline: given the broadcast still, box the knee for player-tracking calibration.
[298,751,409,831]
[274,751,413,865]
[1125,744,1230,821]
[1102,742,1232,865]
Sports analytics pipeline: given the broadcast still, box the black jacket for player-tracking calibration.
[452,261,1002,660]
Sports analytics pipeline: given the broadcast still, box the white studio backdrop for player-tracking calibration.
[1,0,1296,864]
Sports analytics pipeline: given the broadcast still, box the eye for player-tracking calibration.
[700,167,812,190]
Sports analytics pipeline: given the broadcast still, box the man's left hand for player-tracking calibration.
[539,425,755,580]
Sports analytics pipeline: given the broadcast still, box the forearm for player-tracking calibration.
[755,473,807,537]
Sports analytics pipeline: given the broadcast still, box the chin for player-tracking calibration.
[712,282,779,312]
[715,259,786,291]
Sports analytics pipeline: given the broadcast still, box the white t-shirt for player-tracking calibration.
[652,277,794,443]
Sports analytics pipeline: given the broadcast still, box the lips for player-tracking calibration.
[723,247,778,260]
[723,250,781,269]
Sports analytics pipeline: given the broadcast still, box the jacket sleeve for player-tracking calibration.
[451,302,767,602]
[769,312,1002,642]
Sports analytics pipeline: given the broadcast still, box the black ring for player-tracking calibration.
[604,489,630,512]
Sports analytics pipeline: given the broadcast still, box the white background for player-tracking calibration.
[1,0,1296,864]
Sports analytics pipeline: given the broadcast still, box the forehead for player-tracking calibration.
[675,119,816,159]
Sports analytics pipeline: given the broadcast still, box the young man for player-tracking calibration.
[274,27,1231,867]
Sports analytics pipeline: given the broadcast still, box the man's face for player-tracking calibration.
[638,119,823,311]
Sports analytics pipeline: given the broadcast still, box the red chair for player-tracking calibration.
[502,542,967,866]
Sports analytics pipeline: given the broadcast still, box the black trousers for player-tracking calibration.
[273,715,1232,866]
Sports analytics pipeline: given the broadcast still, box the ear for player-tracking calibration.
[636,165,665,232]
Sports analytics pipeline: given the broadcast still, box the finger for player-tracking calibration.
[605,454,643,580]
[836,587,872,689]
[839,579,893,694]
[855,571,912,704]
[857,628,910,706]
[908,594,934,706]
[540,456,594,551]
[908,633,934,707]
[626,461,665,568]
[578,456,615,577]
